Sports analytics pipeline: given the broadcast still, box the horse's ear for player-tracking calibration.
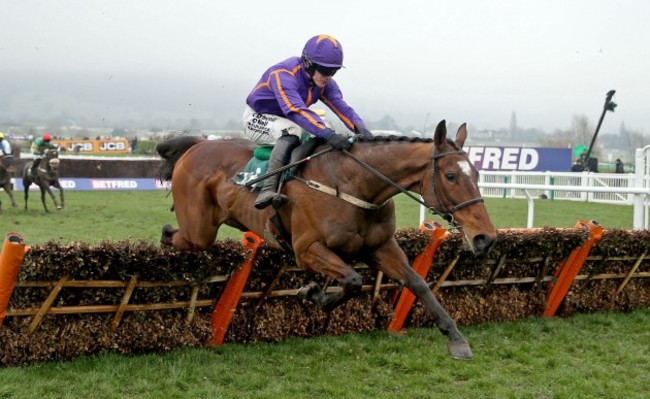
[433,120,447,146]
[456,123,468,148]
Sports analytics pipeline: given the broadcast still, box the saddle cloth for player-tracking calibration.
[231,146,272,191]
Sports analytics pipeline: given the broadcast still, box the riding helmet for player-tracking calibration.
[301,34,344,68]
[43,133,52,142]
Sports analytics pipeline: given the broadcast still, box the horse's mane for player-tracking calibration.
[355,135,434,144]
[356,134,466,151]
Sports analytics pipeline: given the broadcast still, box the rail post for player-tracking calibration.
[388,221,448,332]
[210,231,262,345]
[0,232,28,329]
[543,220,604,317]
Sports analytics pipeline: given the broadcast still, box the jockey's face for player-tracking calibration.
[312,70,333,88]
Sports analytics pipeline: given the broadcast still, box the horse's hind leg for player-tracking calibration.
[161,224,178,247]
[296,242,362,312]
[163,184,220,251]
[368,238,472,360]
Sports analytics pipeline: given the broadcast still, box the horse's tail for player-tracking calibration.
[156,136,203,181]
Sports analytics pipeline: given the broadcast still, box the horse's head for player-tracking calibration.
[421,120,496,255]
[45,149,60,171]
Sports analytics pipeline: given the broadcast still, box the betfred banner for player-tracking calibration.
[466,147,572,172]
[13,178,170,191]
[53,139,130,154]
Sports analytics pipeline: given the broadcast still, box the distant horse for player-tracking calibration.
[157,120,496,360]
[0,155,17,213]
[22,148,64,212]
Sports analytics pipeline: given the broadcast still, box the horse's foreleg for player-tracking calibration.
[23,182,30,210]
[54,183,64,209]
[40,187,51,213]
[368,238,472,360]
[296,241,362,312]
[46,186,60,210]
[2,184,17,209]
[8,189,17,208]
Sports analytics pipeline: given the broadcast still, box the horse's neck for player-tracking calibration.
[331,141,432,205]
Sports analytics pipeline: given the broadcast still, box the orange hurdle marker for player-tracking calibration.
[388,221,449,332]
[210,231,262,345]
[543,220,604,317]
[0,232,29,329]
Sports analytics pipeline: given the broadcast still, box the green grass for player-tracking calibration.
[1,309,648,398]
[0,191,634,245]
[0,190,645,397]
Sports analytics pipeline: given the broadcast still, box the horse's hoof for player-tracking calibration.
[448,340,473,360]
[56,206,63,210]
[161,224,176,247]
[297,282,320,300]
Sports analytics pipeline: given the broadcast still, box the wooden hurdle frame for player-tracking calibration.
[2,221,649,343]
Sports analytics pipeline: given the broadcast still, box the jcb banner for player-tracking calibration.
[53,139,130,154]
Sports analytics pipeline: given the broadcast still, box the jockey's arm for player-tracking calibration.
[320,79,367,134]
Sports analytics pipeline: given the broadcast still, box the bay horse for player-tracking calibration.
[0,155,17,213]
[157,120,496,360]
[22,148,64,212]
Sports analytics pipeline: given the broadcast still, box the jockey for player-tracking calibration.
[243,34,372,210]
[30,132,57,180]
[0,132,11,157]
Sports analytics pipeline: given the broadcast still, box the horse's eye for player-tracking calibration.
[445,172,456,183]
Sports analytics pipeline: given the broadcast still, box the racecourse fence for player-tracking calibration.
[1,222,649,366]
[477,145,650,229]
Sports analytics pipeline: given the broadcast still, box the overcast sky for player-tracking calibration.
[1,0,648,135]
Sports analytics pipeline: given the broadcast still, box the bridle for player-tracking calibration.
[423,144,485,226]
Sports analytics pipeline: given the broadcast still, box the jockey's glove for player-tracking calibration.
[325,131,352,151]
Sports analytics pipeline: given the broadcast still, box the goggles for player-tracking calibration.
[314,64,340,77]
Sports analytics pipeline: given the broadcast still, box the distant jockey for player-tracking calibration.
[30,133,58,180]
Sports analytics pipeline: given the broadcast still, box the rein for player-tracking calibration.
[340,149,454,223]
[337,143,484,227]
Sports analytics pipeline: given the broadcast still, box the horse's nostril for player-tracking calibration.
[473,234,493,253]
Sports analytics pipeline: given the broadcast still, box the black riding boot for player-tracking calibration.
[30,158,41,180]
[255,135,300,210]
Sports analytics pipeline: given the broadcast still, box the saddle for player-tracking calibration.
[231,139,319,191]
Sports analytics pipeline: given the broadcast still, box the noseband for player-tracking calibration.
[423,145,484,226]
